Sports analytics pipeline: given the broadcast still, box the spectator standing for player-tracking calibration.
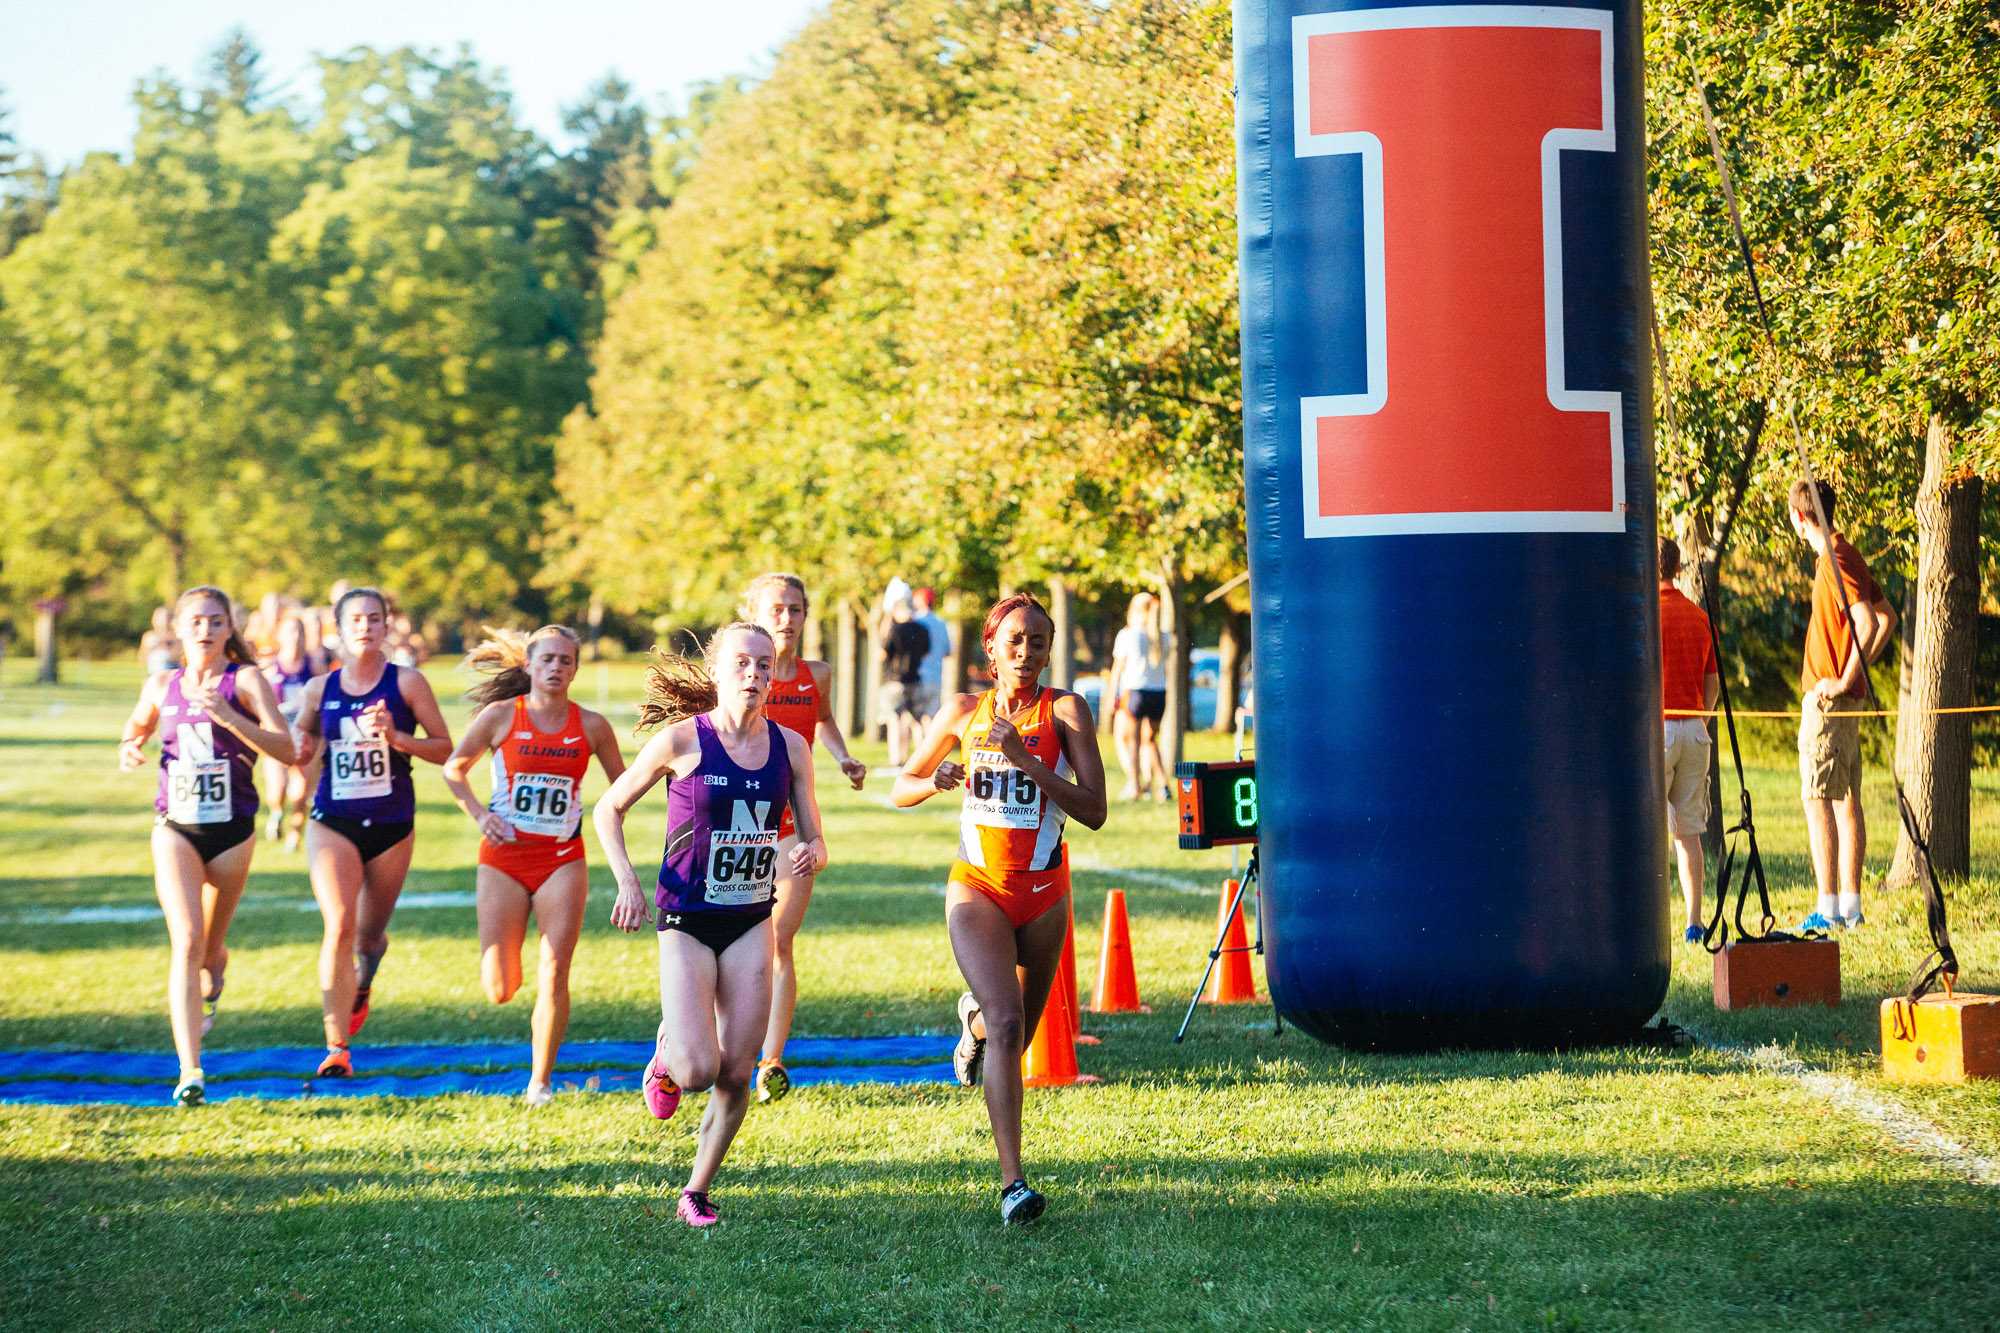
[1788,480,1896,932]
[1657,538,1720,944]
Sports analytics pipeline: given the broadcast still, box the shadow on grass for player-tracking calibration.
[2,1139,1995,1330]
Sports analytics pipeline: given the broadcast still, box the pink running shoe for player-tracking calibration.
[677,1189,719,1228]
[643,1048,681,1120]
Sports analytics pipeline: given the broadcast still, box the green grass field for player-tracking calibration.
[3,661,1997,1331]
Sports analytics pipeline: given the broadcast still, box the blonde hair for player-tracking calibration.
[740,572,809,621]
[1125,592,1162,669]
[463,625,583,707]
[636,622,774,732]
[172,586,256,666]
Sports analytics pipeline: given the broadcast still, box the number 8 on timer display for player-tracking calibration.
[1175,759,1258,850]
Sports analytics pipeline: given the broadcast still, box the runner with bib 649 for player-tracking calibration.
[593,623,826,1228]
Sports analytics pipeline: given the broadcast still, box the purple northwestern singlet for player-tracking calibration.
[312,665,417,823]
[656,715,792,921]
[155,666,260,822]
[267,659,316,725]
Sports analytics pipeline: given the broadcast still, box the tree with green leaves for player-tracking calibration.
[0,36,593,645]
[1649,0,1996,884]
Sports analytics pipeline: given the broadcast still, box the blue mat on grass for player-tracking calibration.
[0,1036,957,1106]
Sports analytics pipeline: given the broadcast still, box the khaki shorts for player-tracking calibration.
[1662,718,1711,837]
[1798,691,1861,801]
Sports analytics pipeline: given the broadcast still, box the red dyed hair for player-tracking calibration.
[980,592,1054,654]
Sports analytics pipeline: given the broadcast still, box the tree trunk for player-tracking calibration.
[803,613,824,662]
[165,528,186,603]
[835,601,860,736]
[1886,414,1981,887]
[862,609,884,741]
[1048,580,1074,690]
[34,606,59,684]
[944,601,975,697]
[1213,611,1247,734]
[585,594,605,661]
[1157,565,1189,769]
[1893,579,1919,797]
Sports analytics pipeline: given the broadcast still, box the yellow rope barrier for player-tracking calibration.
[1663,704,2000,720]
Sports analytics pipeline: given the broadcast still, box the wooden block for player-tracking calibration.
[1712,938,1841,1010]
[1880,993,2000,1084]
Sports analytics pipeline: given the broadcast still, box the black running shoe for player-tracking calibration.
[954,992,985,1087]
[1000,1178,1045,1226]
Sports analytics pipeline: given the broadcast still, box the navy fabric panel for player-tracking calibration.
[1235,0,1668,1047]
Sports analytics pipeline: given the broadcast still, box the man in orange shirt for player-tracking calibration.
[1789,479,1896,931]
[1658,538,1720,943]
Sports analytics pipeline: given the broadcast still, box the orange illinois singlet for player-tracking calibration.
[763,659,820,840]
[479,698,592,892]
[764,659,820,746]
[948,687,1071,927]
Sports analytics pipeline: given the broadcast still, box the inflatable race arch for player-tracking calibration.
[1235,1,1668,1047]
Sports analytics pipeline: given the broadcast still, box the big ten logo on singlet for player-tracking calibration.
[507,772,576,839]
[167,721,231,824]
[704,800,780,907]
[965,747,1041,829]
[327,713,392,801]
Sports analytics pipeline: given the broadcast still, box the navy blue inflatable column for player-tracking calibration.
[1237,0,1667,1048]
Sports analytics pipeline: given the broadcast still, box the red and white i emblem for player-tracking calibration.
[1292,6,1624,537]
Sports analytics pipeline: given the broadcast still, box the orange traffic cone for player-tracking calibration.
[1023,965,1097,1086]
[1090,889,1147,1013]
[1062,900,1081,1036]
[1203,878,1258,1004]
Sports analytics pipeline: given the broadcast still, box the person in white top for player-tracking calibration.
[1108,593,1170,801]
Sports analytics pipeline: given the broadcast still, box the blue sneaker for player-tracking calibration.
[1796,911,1835,934]
[1682,924,1705,945]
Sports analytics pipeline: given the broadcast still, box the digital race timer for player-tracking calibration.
[1175,759,1258,849]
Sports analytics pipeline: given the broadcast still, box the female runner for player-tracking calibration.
[290,587,452,1077]
[260,610,324,848]
[1108,592,1170,800]
[741,572,866,1103]
[441,626,626,1106]
[595,624,826,1227]
[118,587,296,1104]
[893,592,1106,1225]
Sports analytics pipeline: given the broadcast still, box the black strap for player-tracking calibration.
[1897,782,1960,1002]
[1698,588,1816,951]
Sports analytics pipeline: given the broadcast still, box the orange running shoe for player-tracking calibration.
[315,1046,353,1079]
[347,987,371,1037]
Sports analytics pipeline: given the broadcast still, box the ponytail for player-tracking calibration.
[463,624,582,708]
[635,622,773,732]
[172,586,256,666]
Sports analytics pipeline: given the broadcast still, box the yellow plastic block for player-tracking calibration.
[1880,993,2000,1084]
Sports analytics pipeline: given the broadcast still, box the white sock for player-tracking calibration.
[1838,893,1862,920]
[180,1066,203,1085]
[1816,893,1838,920]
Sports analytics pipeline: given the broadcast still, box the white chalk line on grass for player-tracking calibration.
[1686,1022,2000,1188]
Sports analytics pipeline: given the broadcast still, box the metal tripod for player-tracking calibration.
[1173,845,1280,1042]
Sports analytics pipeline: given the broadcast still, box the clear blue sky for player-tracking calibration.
[1,0,826,166]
